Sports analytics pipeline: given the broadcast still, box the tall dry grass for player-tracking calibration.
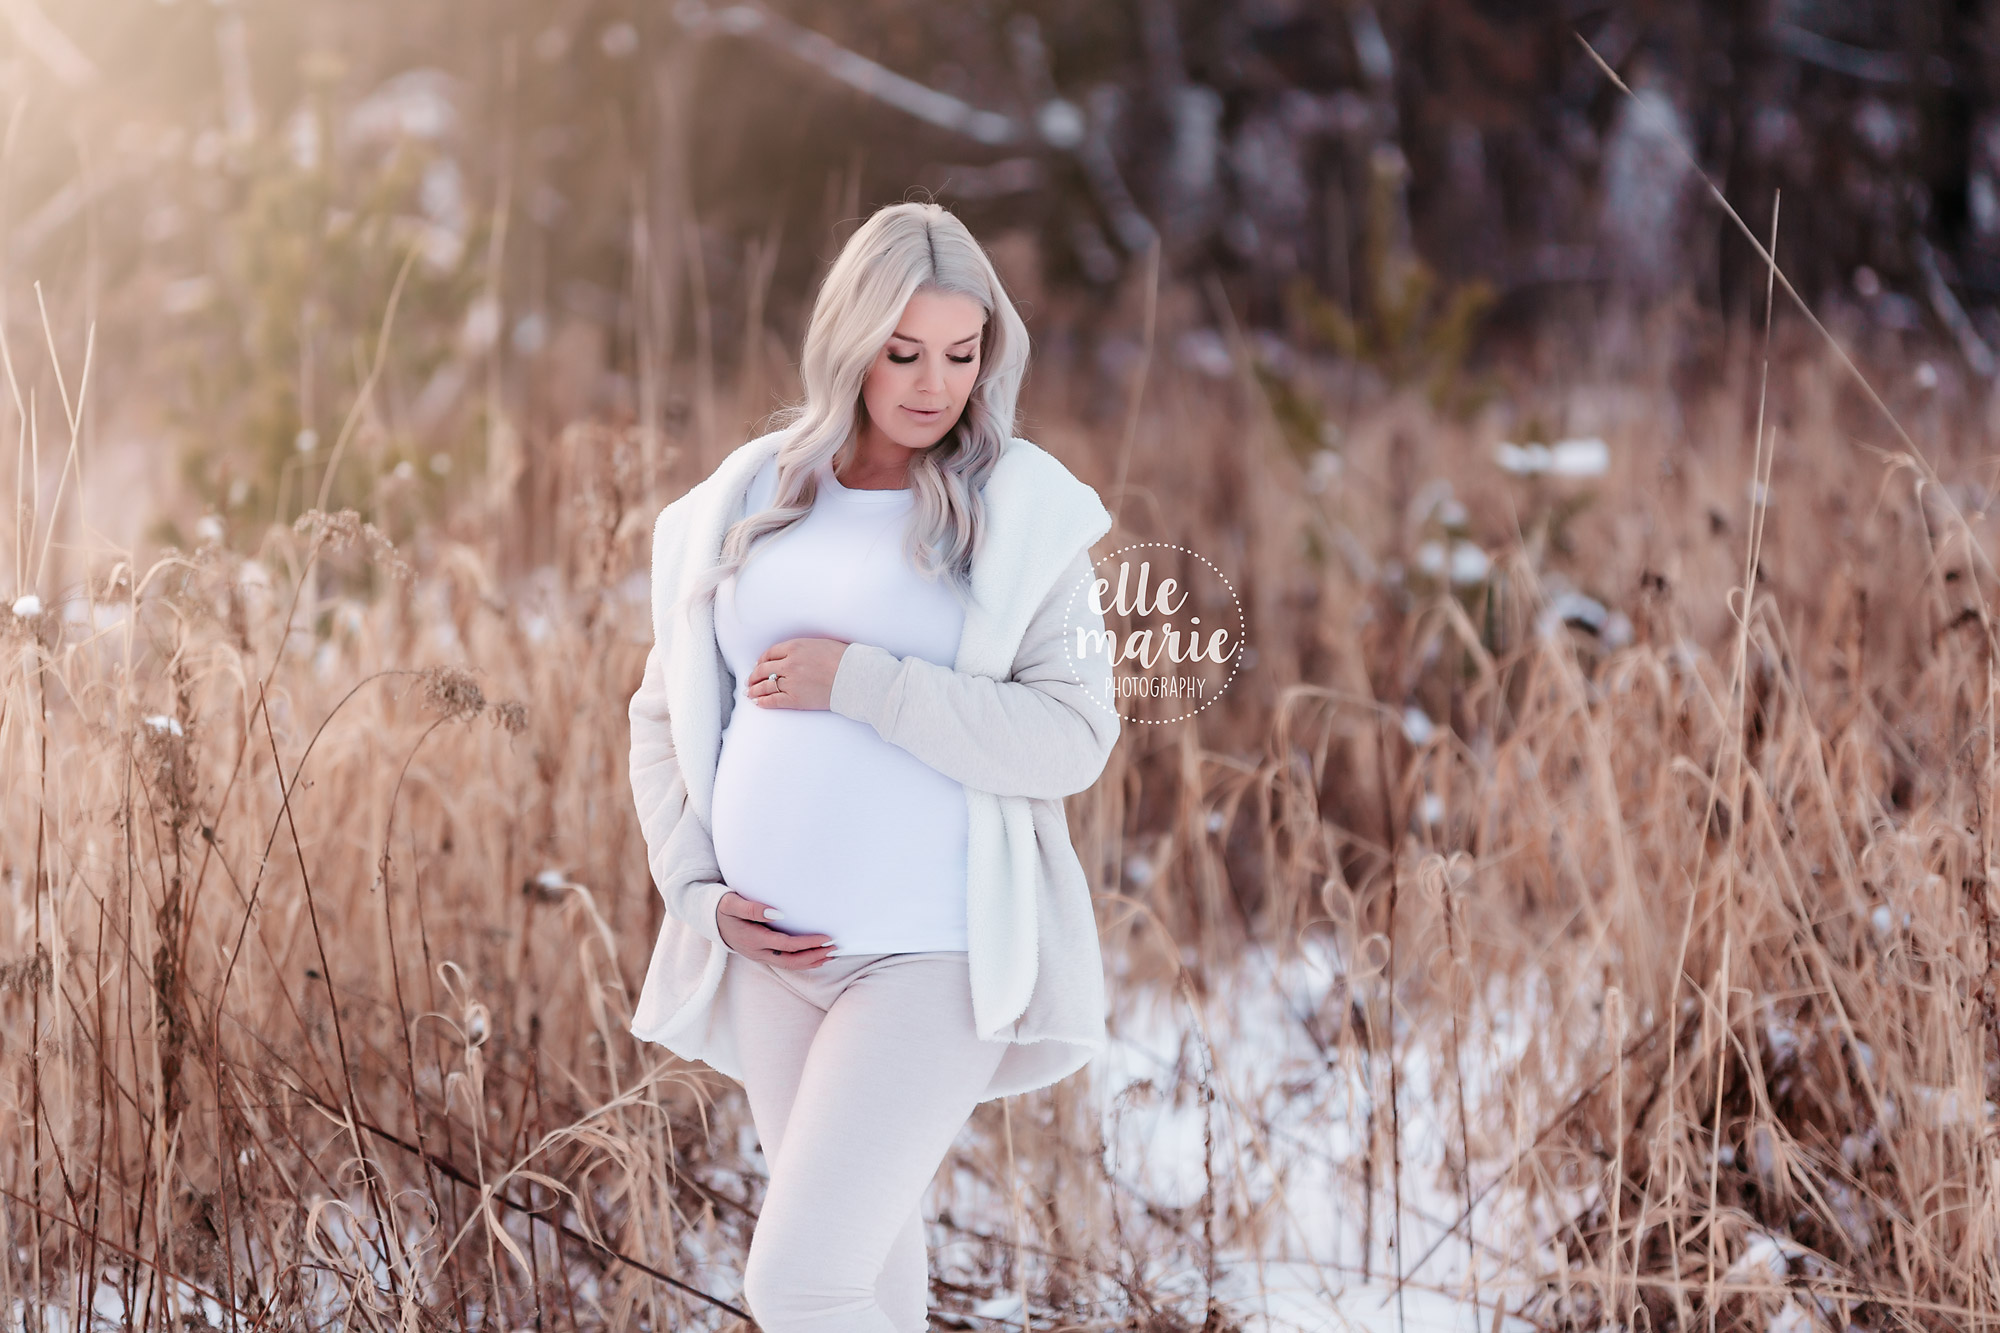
[4,279,2000,1332]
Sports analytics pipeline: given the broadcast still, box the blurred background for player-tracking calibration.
[7,3,2000,1331]
[6,0,2000,567]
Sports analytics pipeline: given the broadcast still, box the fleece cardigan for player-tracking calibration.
[626,429,1123,1102]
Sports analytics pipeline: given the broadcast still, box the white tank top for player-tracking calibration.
[709,455,970,955]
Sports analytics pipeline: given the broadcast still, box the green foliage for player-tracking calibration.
[1251,357,1330,465]
[168,98,482,544]
[1286,264,1495,413]
[1283,149,1498,417]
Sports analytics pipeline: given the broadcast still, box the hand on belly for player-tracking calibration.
[716,889,837,969]
[747,637,852,711]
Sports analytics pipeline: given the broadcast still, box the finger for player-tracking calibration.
[731,919,813,944]
[744,938,831,966]
[764,940,834,960]
[767,944,837,970]
[761,929,835,951]
[719,894,778,920]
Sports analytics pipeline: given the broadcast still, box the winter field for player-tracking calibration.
[5,5,2000,1330]
[6,291,1999,1331]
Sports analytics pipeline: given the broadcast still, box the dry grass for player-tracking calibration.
[4,296,2000,1332]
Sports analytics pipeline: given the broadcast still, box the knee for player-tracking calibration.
[742,1230,882,1333]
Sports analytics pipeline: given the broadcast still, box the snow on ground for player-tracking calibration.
[15,937,1596,1330]
[1052,933,1573,1330]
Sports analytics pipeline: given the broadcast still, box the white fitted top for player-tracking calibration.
[709,456,970,954]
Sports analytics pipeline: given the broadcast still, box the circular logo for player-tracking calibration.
[1057,542,1247,724]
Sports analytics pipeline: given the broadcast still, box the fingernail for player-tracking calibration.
[763,908,785,920]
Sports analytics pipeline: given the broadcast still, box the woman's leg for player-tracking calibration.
[724,956,824,1152]
[877,1204,929,1333]
[724,955,932,1332]
[739,953,1005,1333]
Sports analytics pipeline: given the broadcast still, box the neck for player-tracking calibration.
[840,421,924,489]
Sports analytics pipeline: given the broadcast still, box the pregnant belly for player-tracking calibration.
[709,703,969,945]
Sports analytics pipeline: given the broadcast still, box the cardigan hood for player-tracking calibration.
[631,429,1119,1101]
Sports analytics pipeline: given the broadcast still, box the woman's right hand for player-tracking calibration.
[716,891,837,969]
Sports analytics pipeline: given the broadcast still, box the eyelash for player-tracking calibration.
[889,352,974,364]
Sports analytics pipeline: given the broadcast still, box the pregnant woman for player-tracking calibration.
[625,200,1123,1332]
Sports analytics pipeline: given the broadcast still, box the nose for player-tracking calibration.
[914,356,946,394]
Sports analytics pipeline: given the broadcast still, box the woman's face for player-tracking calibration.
[858,288,986,450]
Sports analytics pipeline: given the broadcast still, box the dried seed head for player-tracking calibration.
[294,508,415,584]
[0,945,51,996]
[421,665,486,720]
[138,712,198,821]
[295,508,364,549]
[359,523,415,583]
[490,699,529,735]
[3,595,60,650]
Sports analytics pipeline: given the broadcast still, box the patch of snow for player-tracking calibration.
[1495,437,1609,478]
[1402,707,1436,746]
[1306,448,1343,493]
[1448,541,1489,585]
[1766,1299,1815,1333]
[1537,590,1610,640]
[1217,1266,1538,1332]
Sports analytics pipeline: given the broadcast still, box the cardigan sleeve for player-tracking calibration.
[827,544,1122,799]
[627,638,733,949]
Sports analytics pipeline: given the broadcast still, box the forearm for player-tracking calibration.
[826,547,1121,798]
[628,644,731,948]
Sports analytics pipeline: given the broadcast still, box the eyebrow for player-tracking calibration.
[889,329,980,347]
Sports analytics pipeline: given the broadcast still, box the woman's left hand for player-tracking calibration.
[748,638,851,711]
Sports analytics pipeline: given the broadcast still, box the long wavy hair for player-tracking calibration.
[675,201,1030,624]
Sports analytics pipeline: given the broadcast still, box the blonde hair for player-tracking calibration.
[677,201,1029,621]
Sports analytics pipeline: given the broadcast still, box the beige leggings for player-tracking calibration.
[723,948,1008,1333]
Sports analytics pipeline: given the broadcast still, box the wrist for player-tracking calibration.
[686,880,731,949]
[828,641,901,724]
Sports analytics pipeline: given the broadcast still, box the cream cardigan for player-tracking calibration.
[626,429,1123,1101]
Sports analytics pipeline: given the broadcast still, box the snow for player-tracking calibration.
[18,930,1598,1330]
[10,1277,227,1332]
[1413,539,1489,585]
[1448,542,1490,585]
[1219,1268,1534,1332]
[1306,449,1343,494]
[1058,938,1567,1331]
[1494,437,1610,478]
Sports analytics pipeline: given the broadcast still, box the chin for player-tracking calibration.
[891,425,951,450]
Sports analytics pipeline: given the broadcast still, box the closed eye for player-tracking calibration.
[889,352,975,365]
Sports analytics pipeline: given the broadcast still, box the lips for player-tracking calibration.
[903,405,944,419]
